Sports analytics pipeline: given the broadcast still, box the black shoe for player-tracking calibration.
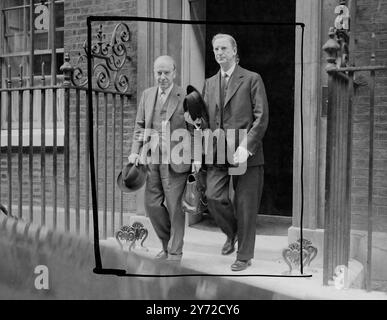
[155,250,168,260]
[231,259,251,271]
[221,236,237,255]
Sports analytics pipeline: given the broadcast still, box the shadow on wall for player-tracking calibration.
[0,214,282,300]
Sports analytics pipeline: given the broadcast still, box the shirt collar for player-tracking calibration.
[159,83,174,98]
[221,62,236,78]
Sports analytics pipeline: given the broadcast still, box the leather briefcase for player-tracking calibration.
[181,172,207,216]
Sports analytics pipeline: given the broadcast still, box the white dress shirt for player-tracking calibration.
[220,62,236,83]
[158,83,173,105]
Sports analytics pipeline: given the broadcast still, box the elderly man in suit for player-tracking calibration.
[128,55,191,262]
[202,33,269,271]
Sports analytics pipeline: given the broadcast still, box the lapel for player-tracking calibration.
[165,85,181,122]
[224,65,244,108]
[145,87,158,128]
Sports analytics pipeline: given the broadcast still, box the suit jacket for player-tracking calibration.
[202,65,269,167]
[131,84,191,173]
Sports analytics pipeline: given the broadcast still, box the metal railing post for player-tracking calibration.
[40,62,46,225]
[6,65,12,217]
[18,65,24,219]
[60,54,73,232]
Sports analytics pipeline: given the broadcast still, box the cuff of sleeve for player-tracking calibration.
[239,145,252,156]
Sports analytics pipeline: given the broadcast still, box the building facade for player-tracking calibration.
[0,0,386,289]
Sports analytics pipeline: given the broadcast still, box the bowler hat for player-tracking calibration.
[183,85,208,121]
[117,163,147,193]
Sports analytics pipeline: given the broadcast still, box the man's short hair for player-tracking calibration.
[211,33,237,50]
[211,33,239,63]
[154,55,176,71]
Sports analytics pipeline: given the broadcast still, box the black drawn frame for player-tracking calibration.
[86,16,308,278]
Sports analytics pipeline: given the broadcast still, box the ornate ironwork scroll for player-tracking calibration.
[115,222,148,251]
[71,23,133,93]
[282,239,318,274]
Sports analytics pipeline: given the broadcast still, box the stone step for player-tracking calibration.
[107,215,289,263]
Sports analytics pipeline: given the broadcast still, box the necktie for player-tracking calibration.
[219,73,229,129]
[220,73,228,107]
[159,90,166,105]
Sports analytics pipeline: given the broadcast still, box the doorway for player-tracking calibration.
[182,0,295,218]
[203,0,295,217]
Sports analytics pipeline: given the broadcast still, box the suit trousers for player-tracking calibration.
[206,165,264,261]
[145,164,188,256]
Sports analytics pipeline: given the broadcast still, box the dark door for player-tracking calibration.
[205,0,295,216]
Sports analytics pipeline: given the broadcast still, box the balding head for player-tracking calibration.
[154,55,176,71]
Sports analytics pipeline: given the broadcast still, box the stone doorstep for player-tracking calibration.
[102,216,382,299]
[103,214,293,277]
[99,239,385,300]
[113,215,289,261]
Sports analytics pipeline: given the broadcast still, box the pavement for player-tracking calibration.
[102,214,387,300]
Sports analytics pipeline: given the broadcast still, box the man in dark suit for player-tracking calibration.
[128,55,191,262]
[202,34,269,271]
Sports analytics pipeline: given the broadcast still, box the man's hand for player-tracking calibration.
[192,161,202,173]
[233,146,250,164]
[128,153,140,166]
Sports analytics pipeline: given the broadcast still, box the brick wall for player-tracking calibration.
[0,0,139,237]
[351,0,387,231]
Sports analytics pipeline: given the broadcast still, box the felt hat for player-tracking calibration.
[183,85,208,121]
[117,163,147,193]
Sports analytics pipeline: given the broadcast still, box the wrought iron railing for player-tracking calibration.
[0,23,135,240]
[322,0,387,291]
